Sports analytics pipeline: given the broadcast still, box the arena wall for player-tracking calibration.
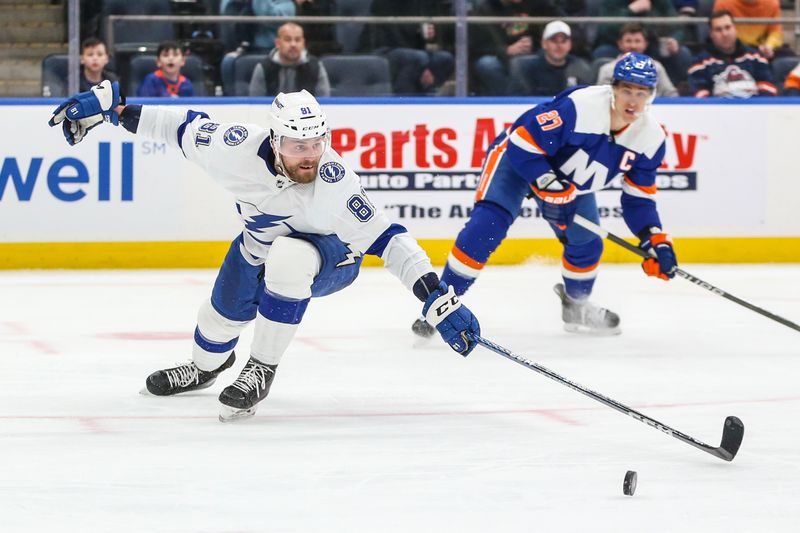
[1,97,798,268]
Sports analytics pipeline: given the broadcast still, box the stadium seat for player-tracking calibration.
[508,54,537,86]
[41,54,119,97]
[101,0,175,50]
[591,56,615,83]
[231,54,268,96]
[772,56,800,93]
[127,54,208,96]
[41,54,68,97]
[321,55,391,96]
[334,0,373,54]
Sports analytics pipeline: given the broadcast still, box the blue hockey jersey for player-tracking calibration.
[502,85,666,235]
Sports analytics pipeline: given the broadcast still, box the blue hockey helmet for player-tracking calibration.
[612,52,658,89]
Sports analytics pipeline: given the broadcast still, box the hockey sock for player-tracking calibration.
[442,201,514,296]
[193,328,240,371]
[563,276,597,301]
[561,237,602,300]
[192,299,250,371]
[250,289,310,365]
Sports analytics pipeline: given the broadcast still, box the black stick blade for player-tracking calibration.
[718,416,745,461]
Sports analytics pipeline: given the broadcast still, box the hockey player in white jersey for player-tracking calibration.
[48,82,480,421]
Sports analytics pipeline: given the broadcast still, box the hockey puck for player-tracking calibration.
[623,470,637,496]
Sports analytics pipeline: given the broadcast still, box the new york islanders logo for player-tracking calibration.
[223,125,248,146]
[319,161,345,183]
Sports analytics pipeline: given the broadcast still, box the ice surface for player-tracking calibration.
[1,263,799,532]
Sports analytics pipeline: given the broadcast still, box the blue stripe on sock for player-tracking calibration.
[564,278,596,300]
[194,327,238,353]
[258,290,310,325]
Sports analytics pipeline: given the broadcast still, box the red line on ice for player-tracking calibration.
[2,394,798,425]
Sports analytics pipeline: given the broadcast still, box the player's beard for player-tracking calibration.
[279,156,320,184]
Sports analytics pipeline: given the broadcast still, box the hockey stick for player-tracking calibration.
[469,333,744,462]
[573,214,800,334]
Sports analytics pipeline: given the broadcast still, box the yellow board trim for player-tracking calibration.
[1,237,799,269]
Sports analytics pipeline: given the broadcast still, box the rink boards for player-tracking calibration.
[1,96,798,268]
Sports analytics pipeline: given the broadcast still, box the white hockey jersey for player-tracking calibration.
[136,106,434,291]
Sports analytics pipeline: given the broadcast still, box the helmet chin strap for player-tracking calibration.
[270,137,294,181]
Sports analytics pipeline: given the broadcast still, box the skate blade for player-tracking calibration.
[219,404,258,423]
[563,323,622,336]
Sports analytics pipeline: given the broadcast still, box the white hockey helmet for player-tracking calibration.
[269,90,329,157]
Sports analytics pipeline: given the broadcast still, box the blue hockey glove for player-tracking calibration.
[422,282,480,356]
[639,228,678,280]
[48,80,122,145]
[530,172,578,228]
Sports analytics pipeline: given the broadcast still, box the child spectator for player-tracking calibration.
[137,41,195,97]
[80,38,118,92]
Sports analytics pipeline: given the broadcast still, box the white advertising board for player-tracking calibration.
[0,99,797,246]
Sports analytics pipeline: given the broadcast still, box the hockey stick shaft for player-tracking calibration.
[469,333,743,461]
[573,215,800,333]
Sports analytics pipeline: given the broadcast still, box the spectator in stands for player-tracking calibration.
[593,0,692,85]
[79,37,118,92]
[292,0,341,56]
[509,20,592,96]
[360,0,454,95]
[552,0,590,58]
[137,41,195,97]
[596,23,679,96]
[712,0,785,59]
[252,0,297,50]
[688,10,777,98]
[219,0,296,52]
[470,0,566,96]
[782,62,800,95]
[249,22,331,96]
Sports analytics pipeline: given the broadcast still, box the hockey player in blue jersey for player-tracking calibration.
[414,52,678,337]
[48,83,480,421]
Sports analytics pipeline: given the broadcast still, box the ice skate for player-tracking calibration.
[218,356,278,422]
[143,351,236,396]
[553,283,621,336]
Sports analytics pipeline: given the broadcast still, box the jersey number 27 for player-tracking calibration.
[536,110,562,132]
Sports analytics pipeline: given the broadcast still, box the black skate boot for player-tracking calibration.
[218,356,278,422]
[411,317,436,338]
[144,351,236,396]
[553,283,621,335]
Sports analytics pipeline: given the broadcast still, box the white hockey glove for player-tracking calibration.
[48,80,122,145]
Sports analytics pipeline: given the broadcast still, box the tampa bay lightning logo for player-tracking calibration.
[223,125,248,146]
[319,161,345,183]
